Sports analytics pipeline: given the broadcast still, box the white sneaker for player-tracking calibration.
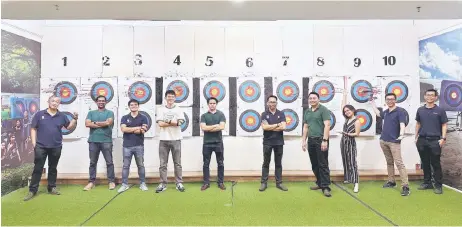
[117,184,130,193]
[155,183,167,193]
[353,183,359,193]
[139,183,148,191]
[176,183,185,192]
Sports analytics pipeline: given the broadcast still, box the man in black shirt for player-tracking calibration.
[259,95,287,192]
[415,89,448,194]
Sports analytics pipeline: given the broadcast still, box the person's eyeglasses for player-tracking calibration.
[268,101,277,103]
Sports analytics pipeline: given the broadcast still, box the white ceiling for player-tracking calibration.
[2,0,462,20]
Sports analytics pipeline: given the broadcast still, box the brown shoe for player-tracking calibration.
[84,182,95,191]
[310,185,321,190]
[218,183,226,190]
[201,184,210,191]
[109,182,116,190]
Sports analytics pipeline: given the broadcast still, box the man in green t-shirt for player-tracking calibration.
[302,92,332,197]
[200,97,226,191]
[83,95,115,191]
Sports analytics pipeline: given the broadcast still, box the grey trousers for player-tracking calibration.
[159,140,183,184]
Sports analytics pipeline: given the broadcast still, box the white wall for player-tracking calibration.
[30,19,461,178]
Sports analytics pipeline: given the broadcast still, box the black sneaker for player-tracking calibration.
[383,181,397,188]
[434,187,443,194]
[322,189,332,197]
[401,186,410,196]
[48,187,61,195]
[418,183,434,190]
[276,183,288,191]
[259,183,267,192]
[23,191,36,201]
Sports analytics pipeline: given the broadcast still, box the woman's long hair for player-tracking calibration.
[342,105,357,119]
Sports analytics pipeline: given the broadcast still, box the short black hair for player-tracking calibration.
[96,95,106,101]
[309,92,320,98]
[425,89,438,96]
[385,93,397,100]
[207,97,218,104]
[128,99,139,106]
[165,90,176,97]
[266,95,277,102]
[342,105,357,119]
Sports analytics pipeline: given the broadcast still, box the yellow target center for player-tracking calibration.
[246,118,254,125]
[246,87,254,95]
[286,117,292,124]
[320,88,327,95]
[359,117,365,124]
[98,89,106,96]
[451,92,457,99]
[284,88,293,96]
[211,89,218,96]
[393,88,401,96]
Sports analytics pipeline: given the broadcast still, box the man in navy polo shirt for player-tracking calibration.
[24,95,78,201]
[371,93,410,196]
[415,89,448,194]
[118,99,149,193]
[259,95,288,192]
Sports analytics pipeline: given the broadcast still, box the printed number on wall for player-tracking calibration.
[317,57,325,66]
[174,55,181,65]
[383,56,396,66]
[205,56,214,66]
[354,57,361,67]
[246,57,253,67]
[282,56,289,66]
[102,56,110,66]
[134,54,142,65]
[62,57,67,66]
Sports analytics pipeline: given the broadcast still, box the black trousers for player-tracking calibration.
[261,145,283,184]
[29,146,62,193]
[203,143,224,185]
[416,137,442,188]
[308,137,331,190]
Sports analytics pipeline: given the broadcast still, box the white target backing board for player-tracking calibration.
[313,26,344,76]
[236,77,264,110]
[118,77,155,111]
[329,110,345,136]
[117,108,155,138]
[225,26,257,77]
[180,107,193,137]
[237,106,264,137]
[81,106,119,139]
[347,76,382,108]
[200,77,229,109]
[379,76,412,108]
[343,27,374,75]
[102,26,134,78]
[199,107,229,136]
[80,77,119,110]
[194,26,225,77]
[280,108,303,136]
[253,26,282,77]
[133,26,165,77]
[164,26,195,77]
[41,26,103,78]
[310,76,345,111]
[163,77,193,107]
[272,77,303,110]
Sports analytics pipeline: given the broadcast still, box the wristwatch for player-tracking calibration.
[441,137,446,141]
[322,138,328,142]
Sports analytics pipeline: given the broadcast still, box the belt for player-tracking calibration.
[420,136,440,140]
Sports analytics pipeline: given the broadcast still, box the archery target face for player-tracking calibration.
[239,80,261,103]
[91,81,114,103]
[313,80,335,103]
[239,109,261,132]
[281,109,299,132]
[180,112,189,132]
[203,80,226,102]
[276,80,300,103]
[351,80,373,103]
[128,81,152,104]
[355,109,373,132]
[443,84,462,108]
[385,80,408,103]
[54,81,78,104]
[167,80,190,103]
[402,108,409,127]
[329,111,336,130]
[139,111,152,131]
[61,112,76,135]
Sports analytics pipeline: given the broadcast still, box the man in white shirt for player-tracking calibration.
[155,90,185,193]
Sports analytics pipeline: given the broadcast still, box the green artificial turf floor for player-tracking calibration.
[2,181,462,226]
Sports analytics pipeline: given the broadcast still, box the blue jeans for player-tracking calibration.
[89,142,115,183]
[122,145,145,185]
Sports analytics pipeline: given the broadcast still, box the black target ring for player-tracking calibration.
[313,80,335,103]
[91,81,114,103]
[61,111,76,135]
[54,81,78,104]
[443,84,462,108]
[139,111,152,131]
[128,81,152,104]
[351,80,373,103]
[281,109,299,132]
[385,80,409,103]
[181,112,189,132]
[329,111,336,131]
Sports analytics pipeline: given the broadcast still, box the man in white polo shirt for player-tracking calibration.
[155,90,185,193]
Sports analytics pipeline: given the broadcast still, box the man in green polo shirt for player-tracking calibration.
[302,92,332,197]
[84,95,115,191]
[200,97,226,191]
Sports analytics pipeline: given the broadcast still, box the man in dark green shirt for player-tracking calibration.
[302,92,332,197]
[200,97,226,191]
[83,95,115,191]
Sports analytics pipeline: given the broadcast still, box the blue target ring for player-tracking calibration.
[129,81,152,104]
[239,80,261,103]
[329,111,336,130]
[139,111,152,131]
[54,81,78,104]
[351,80,373,103]
[356,109,373,132]
[180,112,189,132]
[385,80,408,103]
[282,109,299,132]
[203,81,226,102]
[61,112,76,135]
[443,84,462,108]
[91,81,114,103]
[239,109,261,132]
[313,80,335,103]
[277,80,299,103]
[167,80,190,103]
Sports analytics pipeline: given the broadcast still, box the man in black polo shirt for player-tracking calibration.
[259,95,288,192]
[24,95,78,201]
[200,97,226,191]
[415,89,448,194]
[118,99,149,193]
[371,93,410,196]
